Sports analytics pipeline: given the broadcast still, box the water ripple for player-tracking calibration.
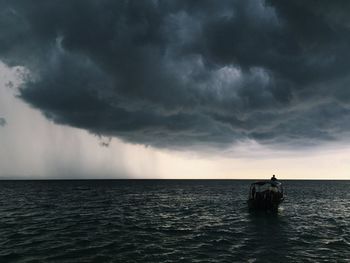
[0,180,349,262]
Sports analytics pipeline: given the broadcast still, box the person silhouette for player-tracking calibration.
[271,174,277,181]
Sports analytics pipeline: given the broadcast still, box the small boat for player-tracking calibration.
[248,180,284,211]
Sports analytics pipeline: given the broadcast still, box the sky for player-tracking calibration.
[1,0,350,179]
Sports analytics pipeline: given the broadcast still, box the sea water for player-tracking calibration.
[0,180,349,262]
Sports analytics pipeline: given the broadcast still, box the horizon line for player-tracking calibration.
[0,178,348,181]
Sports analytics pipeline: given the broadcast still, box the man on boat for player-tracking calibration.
[269,175,280,198]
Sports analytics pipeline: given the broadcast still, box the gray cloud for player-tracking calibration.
[1,0,350,149]
[0,117,6,127]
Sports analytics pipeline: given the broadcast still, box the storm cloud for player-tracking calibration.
[1,0,350,149]
[0,117,6,127]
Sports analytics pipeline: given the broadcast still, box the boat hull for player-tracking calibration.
[248,197,284,212]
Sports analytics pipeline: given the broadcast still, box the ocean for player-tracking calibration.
[0,180,349,262]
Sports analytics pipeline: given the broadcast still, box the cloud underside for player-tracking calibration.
[1,0,350,149]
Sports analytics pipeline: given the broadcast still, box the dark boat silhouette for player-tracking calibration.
[248,180,284,211]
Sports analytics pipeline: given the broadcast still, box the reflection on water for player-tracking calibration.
[242,210,290,262]
[0,180,349,262]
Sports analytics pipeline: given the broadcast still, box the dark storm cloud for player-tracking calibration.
[0,118,6,127]
[1,0,350,148]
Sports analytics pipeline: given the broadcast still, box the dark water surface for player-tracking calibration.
[0,180,349,262]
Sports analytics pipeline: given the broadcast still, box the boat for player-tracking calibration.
[248,180,284,211]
